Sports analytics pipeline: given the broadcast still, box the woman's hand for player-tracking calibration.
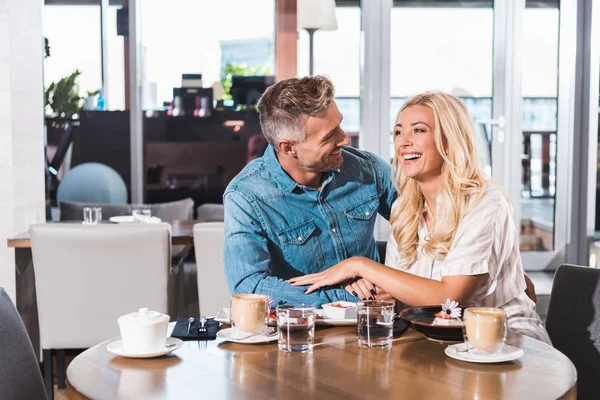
[287,257,366,294]
[345,278,376,300]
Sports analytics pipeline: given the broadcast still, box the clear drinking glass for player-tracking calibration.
[82,207,102,225]
[132,208,152,223]
[276,304,316,352]
[462,307,507,356]
[357,300,395,348]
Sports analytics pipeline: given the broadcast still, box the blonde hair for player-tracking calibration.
[390,92,488,268]
[256,75,335,151]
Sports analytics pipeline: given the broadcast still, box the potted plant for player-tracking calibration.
[82,89,100,111]
[44,69,84,119]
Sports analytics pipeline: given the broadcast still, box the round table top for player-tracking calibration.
[67,326,576,399]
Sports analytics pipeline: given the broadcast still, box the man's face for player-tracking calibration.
[292,101,351,173]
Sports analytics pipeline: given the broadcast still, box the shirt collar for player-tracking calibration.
[263,145,342,193]
[263,145,300,192]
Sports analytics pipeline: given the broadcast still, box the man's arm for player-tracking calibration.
[223,190,355,307]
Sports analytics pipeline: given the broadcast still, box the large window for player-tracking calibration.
[44,5,126,111]
[297,5,361,135]
[519,7,559,252]
[44,6,102,102]
[141,0,275,107]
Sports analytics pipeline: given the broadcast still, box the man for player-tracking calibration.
[223,76,396,306]
[223,76,537,306]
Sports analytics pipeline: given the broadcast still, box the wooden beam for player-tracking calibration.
[276,0,297,81]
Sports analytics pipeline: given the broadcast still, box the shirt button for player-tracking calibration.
[331,228,336,233]
[365,212,370,216]
[298,236,303,241]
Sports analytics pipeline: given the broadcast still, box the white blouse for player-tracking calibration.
[385,184,551,345]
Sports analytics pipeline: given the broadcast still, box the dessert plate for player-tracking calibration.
[400,305,465,341]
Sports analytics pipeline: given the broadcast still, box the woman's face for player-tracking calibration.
[394,105,444,182]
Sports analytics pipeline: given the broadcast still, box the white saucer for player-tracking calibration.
[109,215,162,224]
[445,343,524,363]
[107,337,183,358]
[216,327,278,344]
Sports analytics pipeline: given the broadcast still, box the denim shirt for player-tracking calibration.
[223,145,397,307]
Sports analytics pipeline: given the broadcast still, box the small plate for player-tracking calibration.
[107,337,183,358]
[216,327,278,344]
[314,309,357,326]
[445,343,524,364]
[400,305,465,341]
[214,308,357,327]
[109,215,162,224]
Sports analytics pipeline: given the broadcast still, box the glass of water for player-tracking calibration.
[357,300,395,348]
[276,304,316,352]
[82,207,102,225]
[132,208,152,223]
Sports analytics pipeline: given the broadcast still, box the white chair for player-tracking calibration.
[31,223,170,399]
[193,222,229,317]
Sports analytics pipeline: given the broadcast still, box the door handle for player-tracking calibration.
[476,116,505,143]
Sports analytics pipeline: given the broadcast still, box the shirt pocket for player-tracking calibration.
[276,219,325,270]
[344,196,379,251]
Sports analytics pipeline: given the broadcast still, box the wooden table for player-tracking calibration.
[6,219,209,248]
[67,327,577,400]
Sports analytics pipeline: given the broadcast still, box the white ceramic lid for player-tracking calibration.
[118,308,169,326]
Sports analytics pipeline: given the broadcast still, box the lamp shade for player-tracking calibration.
[297,0,338,31]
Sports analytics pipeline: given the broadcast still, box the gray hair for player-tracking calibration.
[256,76,335,151]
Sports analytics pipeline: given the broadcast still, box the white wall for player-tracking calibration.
[0,0,45,302]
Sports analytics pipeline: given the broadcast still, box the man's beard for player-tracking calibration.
[298,154,343,173]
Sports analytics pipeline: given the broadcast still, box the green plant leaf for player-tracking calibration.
[45,70,83,118]
[220,62,273,100]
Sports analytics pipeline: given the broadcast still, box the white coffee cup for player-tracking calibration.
[117,308,170,354]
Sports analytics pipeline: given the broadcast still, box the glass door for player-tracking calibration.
[360,0,575,269]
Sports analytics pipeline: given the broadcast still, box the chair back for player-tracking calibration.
[150,198,194,224]
[376,240,387,264]
[0,288,46,400]
[546,263,600,400]
[31,223,170,349]
[193,222,228,316]
[59,201,132,221]
[196,203,225,221]
[59,198,194,223]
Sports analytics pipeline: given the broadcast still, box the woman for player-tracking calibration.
[289,92,550,344]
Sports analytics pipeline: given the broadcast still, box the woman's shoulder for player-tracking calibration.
[467,182,512,220]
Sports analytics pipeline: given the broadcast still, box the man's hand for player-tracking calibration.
[524,273,537,303]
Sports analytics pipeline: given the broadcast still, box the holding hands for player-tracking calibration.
[288,257,390,301]
[288,257,364,294]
